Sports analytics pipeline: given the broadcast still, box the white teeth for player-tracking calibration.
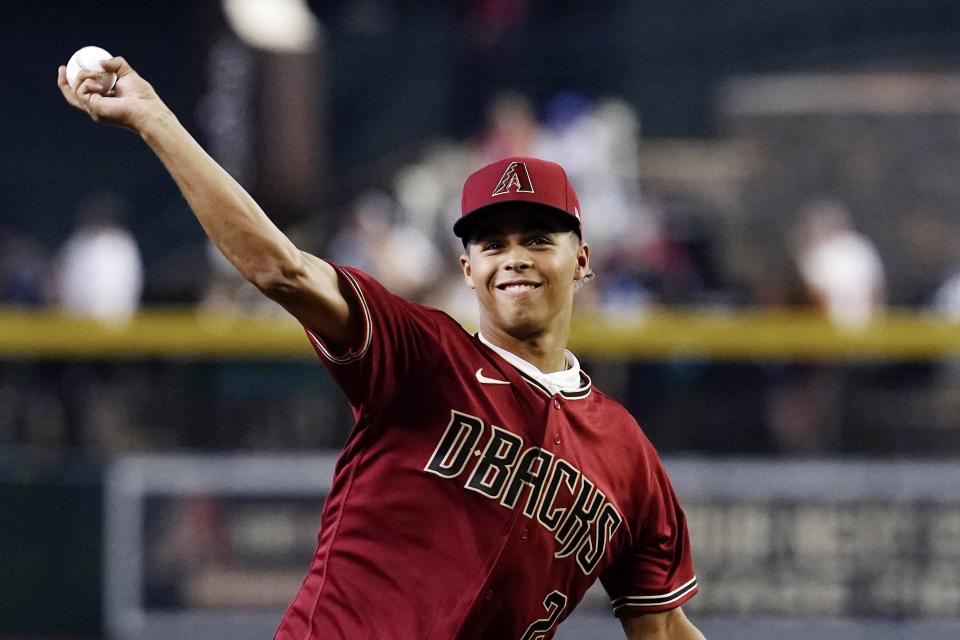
[502,283,536,291]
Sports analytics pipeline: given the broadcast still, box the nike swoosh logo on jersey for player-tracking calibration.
[476,368,511,385]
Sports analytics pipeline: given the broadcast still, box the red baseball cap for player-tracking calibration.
[454,156,582,239]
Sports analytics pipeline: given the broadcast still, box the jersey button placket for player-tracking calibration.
[549,396,562,447]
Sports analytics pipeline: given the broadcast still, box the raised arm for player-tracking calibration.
[57,55,361,349]
[620,608,706,640]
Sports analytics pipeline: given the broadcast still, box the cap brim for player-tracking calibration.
[454,201,581,240]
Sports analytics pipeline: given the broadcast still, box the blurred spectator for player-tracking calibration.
[933,268,960,323]
[0,229,50,306]
[929,268,960,436]
[474,91,539,162]
[794,200,885,329]
[394,144,474,248]
[595,197,724,311]
[328,191,441,302]
[534,93,650,266]
[53,191,144,323]
[765,200,888,453]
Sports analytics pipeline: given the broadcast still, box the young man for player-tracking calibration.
[59,56,704,640]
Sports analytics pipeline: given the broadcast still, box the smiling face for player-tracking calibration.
[459,207,590,342]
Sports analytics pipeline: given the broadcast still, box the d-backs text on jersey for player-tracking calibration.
[424,410,623,576]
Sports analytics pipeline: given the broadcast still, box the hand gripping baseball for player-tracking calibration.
[58,56,168,131]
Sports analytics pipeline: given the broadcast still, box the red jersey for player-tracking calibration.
[275,266,697,640]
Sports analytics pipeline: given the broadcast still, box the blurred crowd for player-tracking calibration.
[196,90,740,325]
[0,92,856,324]
[1,191,143,323]
[7,90,960,328]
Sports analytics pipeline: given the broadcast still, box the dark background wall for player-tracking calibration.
[7,1,960,262]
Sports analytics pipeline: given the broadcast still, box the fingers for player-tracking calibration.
[71,63,118,112]
[76,76,101,100]
[101,56,132,79]
[59,66,107,119]
[75,66,110,90]
[57,65,84,109]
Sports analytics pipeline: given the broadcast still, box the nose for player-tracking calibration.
[503,245,533,271]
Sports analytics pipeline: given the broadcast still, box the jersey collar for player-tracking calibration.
[478,332,592,399]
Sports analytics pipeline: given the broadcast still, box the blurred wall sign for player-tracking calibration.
[105,456,960,640]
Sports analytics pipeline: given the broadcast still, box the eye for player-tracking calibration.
[527,235,551,246]
[481,241,503,252]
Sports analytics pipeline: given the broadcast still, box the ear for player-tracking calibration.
[573,241,590,281]
[460,254,476,289]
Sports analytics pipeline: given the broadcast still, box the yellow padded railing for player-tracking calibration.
[1,307,959,361]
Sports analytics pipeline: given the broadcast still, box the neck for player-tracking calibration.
[480,324,570,373]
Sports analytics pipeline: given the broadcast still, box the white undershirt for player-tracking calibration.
[478,332,583,395]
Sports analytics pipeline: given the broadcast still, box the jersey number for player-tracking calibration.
[520,590,568,640]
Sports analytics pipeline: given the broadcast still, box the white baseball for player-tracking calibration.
[66,46,117,92]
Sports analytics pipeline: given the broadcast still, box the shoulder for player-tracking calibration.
[586,385,667,479]
[589,386,648,437]
[339,265,458,316]
[337,265,455,325]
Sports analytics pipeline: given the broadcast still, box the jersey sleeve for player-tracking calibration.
[599,448,698,617]
[302,264,443,415]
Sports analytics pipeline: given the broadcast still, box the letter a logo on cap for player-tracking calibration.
[491,161,535,196]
